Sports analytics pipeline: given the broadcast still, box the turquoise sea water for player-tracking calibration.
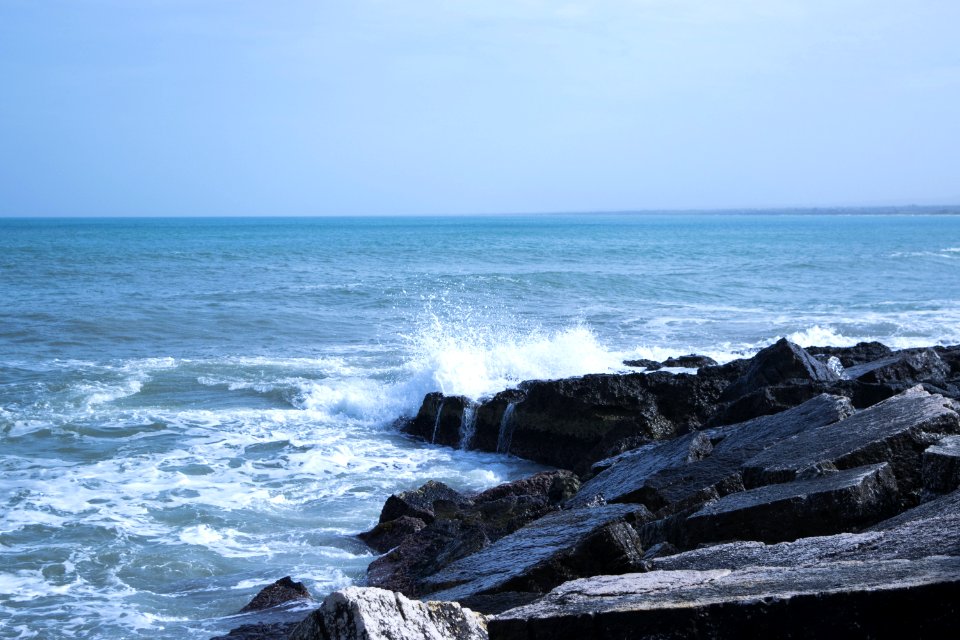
[2,213,960,638]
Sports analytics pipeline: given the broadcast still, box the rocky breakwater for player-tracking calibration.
[216,340,960,639]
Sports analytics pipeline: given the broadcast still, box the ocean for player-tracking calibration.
[1,212,959,638]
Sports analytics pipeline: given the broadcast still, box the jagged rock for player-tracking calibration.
[720,339,839,402]
[661,354,718,368]
[489,557,960,639]
[808,341,894,367]
[622,358,661,370]
[422,504,649,613]
[238,576,311,614]
[678,463,899,547]
[288,586,488,640]
[741,386,960,505]
[844,348,950,386]
[570,394,854,514]
[212,621,300,640]
[923,435,960,495]
[648,488,960,572]
[402,394,475,447]
[365,472,577,596]
[378,480,471,525]
[358,516,427,554]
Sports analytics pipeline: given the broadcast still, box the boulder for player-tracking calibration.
[649,488,960,572]
[922,435,960,495]
[238,576,311,613]
[422,504,649,613]
[807,341,894,367]
[622,358,661,370]
[570,394,854,514]
[365,472,577,596]
[678,463,899,547]
[288,586,488,640]
[844,348,950,386]
[402,394,474,448]
[358,516,427,554]
[719,339,839,402]
[377,480,471,525]
[660,354,718,368]
[212,622,301,640]
[489,557,960,640]
[741,386,960,505]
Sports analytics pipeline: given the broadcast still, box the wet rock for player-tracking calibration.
[365,472,576,596]
[844,348,950,386]
[358,516,427,554]
[622,358,661,370]
[288,586,488,640]
[720,339,839,402]
[378,480,471,525]
[402,394,474,448]
[661,354,718,369]
[489,556,960,640]
[679,463,899,547]
[922,435,960,496]
[807,341,894,368]
[212,621,300,640]
[570,394,854,514]
[422,504,649,612]
[741,386,960,505]
[238,576,311,614]
[649,488,960,572]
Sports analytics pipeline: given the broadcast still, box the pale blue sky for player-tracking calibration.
[1,1,958,216]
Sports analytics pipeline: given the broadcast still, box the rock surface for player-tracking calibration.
[422,504,648,612]
[238,576,311,613]
[490,557,960,639]
[288,587,488,640]
[922,434,960,495]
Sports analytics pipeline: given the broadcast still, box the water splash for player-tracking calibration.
[459,404,477,450]
[431,398,445,444]
[496,403,517,454]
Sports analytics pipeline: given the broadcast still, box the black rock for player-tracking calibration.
[844,348,950,386]
[211,622,300,640]
[401,393,475,448]
[680,463,899,547]
[807,341,894,367]
[922,435,960,495]
[660,354,718,369]
[357,516,427,554]
[422,504,650,612]
[489,557,960,640]
[720,338,840,402]
[238,577,311,614]
[622,358,661,370]
[741,386,960,506]
[378,480,471,525]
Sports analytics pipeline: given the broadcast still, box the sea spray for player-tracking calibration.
[459,403,477,450]
[496,403,517,454]
[431,398,445,444]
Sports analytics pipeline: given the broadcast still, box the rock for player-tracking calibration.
[365,472,577,596]
[211,622,301,640]
[649,488,960,572]
[720,339,839,402]
[569,394,854,514]
[807,341,894,367]
[923,435,960,495]
[844,348,950,386]
[358,516,427,554]
[622,358,661,370]
[741,386,960,505]
[288,586,488,640]
[401,394,475,448]
[378,481,471,525]
[660,354,718,368]
[238,576,311,614]
[679,463,899,547]
[489,557,960,640]
[422,504,649,612]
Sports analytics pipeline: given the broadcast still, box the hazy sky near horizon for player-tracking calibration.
[1,1,959,216]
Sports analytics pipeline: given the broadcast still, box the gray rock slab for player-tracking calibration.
[923,434,960,494]
[489,557,960,640]
[288,586,488,640]
[844,348,950,385]
[648,489,960,573]
[742,386,960,502]
[421,504,647,607]
[570,394,854,512]
[681,463,898,546]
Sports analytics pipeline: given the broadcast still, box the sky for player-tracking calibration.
[1,0,958,216]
